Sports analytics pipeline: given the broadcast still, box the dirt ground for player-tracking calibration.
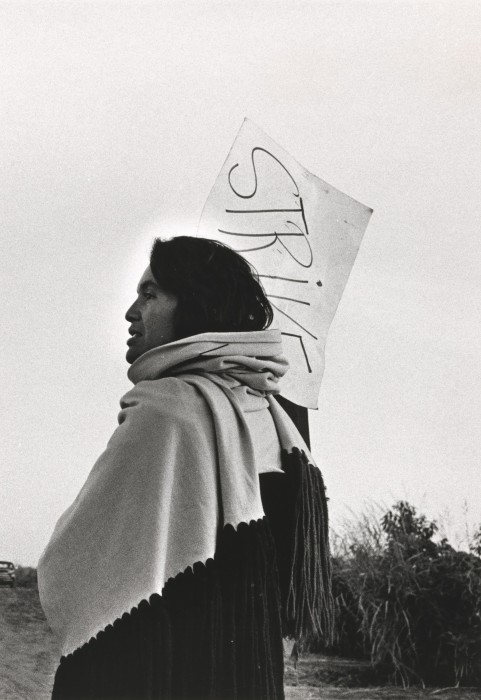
[1,588,479,700]
[0,588,58,699]
[284,653,481,698]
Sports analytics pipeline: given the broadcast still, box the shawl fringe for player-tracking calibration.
[50,447,333,698]
[51,518,284,700]
[261,448,334,648]
[283,448,334,647]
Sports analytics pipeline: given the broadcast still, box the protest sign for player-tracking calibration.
[198,119,372,408]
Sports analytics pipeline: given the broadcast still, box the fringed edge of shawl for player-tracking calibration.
[54,517,276,663]
[51,517,285,700]
[281,447,334,649]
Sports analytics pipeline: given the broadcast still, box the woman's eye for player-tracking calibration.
[142,292,154,300]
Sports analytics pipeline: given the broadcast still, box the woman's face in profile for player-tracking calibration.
[125,266,178,364]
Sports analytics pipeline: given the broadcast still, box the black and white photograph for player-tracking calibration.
[1,2,480,698]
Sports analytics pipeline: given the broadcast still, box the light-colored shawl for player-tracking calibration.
[38,329,312,657]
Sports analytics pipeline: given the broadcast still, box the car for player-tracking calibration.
[0,561,16,587]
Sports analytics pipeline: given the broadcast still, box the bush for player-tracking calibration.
[324,502,481,687]
[14,566,38,588]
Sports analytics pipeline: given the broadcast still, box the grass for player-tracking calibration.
[325,502,481,688]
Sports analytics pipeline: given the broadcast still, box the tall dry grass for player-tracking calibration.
[323,501,481,688]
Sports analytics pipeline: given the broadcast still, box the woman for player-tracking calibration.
[38,236,332,700]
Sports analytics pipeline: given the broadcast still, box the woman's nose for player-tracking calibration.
[125,300,140,322]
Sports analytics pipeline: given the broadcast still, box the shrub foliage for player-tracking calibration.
[14,566,38,588]
[326,501,481,687]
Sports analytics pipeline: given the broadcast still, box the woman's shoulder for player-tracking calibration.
[119,376,210,425]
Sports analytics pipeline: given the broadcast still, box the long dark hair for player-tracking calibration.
[149,236,273,339]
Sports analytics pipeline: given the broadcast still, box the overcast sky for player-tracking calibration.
[1,1,480,564]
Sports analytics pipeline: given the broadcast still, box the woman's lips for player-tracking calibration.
[127,334,141,347]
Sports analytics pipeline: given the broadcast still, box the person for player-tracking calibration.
[38,236,333,700]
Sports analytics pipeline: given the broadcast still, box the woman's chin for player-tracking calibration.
[126,346,141,364]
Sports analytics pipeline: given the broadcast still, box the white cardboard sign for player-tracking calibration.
[198,119,372,408]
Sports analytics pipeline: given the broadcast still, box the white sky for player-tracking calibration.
[1,1,480,564]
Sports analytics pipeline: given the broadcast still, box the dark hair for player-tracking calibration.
[149,236,273,340]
